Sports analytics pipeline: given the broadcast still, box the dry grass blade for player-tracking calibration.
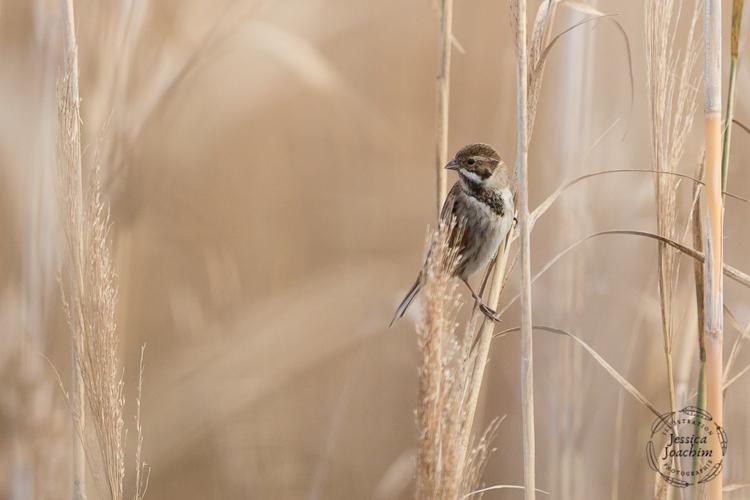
[723,305,750,383]
[574,230,750,287]
[558,1,633,101]
[529,2,634,137]
[133,345,149,500]
[460,484,550,499]
[497,229,750,318]
[526,0,556,138]
[494,326,661,417]
[722,362,750,392]
[732,117,750,135]
[528,168,747,232]
[723,483,750,492]
[694,159,707,343]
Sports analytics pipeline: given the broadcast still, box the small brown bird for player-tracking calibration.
[391,143,515,325]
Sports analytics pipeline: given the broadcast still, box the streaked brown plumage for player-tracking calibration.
[391,143,515,325]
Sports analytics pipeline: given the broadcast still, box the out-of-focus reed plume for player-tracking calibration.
[644,0,702,419]
[56,1,147,499]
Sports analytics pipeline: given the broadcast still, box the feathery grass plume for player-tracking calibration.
[58,83,124,498]
[414,218,464,499]
[644,0,702,415]
[459,417,502,497]
[57,2,148,499]
[701,0,724,498]
[414,219,497,500]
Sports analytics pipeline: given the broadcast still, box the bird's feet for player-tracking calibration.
[478,302,502,323]
[461,278,502,322]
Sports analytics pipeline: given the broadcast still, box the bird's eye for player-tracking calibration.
[467,158,475,165]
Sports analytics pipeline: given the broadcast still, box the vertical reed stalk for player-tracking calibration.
[511,0,536,498]
[60,0,87,498]
[702,1,723,499]
[453,233,512,487]
[435,0,454,214]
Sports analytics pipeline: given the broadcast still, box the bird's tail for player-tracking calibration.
[389,275,422,327]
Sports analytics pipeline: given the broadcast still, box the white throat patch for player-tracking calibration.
[459,169,483,184]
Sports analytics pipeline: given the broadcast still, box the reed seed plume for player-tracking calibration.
[644,0,702,416]
[414,219,465,499]
[58,72,126,499]
[56,4,147,499]
[414,220,497,500]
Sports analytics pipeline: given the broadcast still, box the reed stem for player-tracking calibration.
[512,0,536,498]
[60,0,87,497]
[702,1,723,498]
[435,0,454,214]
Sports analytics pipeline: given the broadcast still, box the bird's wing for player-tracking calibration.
[439,182,462,222]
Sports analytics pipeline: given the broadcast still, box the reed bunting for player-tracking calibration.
[391,143,515,325]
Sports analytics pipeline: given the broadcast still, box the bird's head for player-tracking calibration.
[445,143,509,186]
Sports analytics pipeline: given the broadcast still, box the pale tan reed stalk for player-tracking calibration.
[702,1,724,498]
[452,233,513,488]
[510,0,535,498]
[435,0,454,213]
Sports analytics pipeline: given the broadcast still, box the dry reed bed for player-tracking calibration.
[3,0,750,498]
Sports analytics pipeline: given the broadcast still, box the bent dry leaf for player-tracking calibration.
[495,325,660,417]
[498,229,750,318]
[530,168,748,231]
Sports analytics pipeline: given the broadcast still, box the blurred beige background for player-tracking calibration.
[2,0,750,498]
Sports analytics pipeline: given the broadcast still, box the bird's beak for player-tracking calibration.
[445,159,459,171]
